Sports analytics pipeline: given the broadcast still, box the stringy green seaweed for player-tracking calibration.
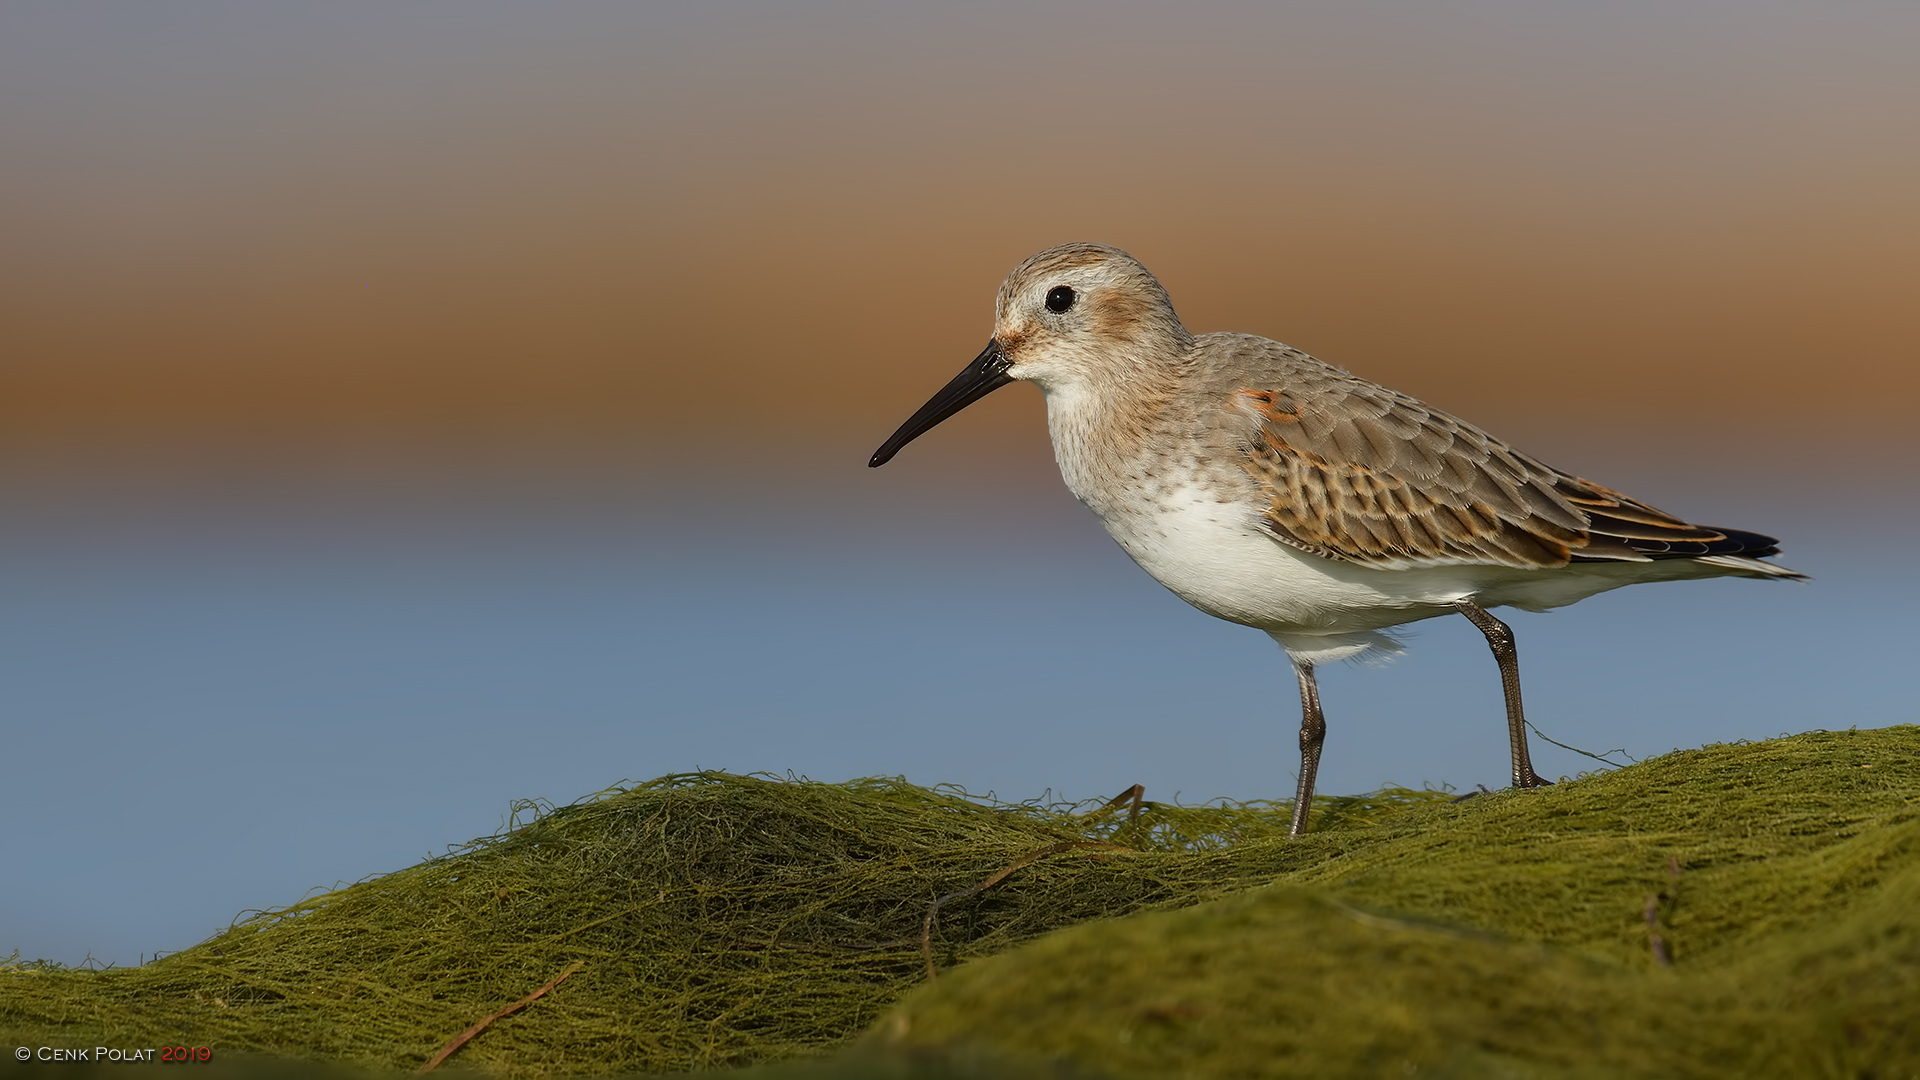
[2,727,1915,1079]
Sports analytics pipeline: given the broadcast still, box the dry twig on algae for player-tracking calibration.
[1644,856,1683,968]
[920,842,1134,980]
[417,959,585,1074]
[920,783,1147,980]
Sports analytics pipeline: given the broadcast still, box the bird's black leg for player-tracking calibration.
[1455,598,1550,790]
[1289,659,1327,836]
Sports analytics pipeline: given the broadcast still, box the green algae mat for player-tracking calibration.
[3,726,1916,1079]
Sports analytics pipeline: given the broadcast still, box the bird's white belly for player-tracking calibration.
[1090,483,1469,636]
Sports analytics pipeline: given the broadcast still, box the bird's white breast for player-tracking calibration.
[1041,383,1453,634]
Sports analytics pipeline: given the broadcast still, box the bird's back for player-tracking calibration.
[1183,331,1801,581]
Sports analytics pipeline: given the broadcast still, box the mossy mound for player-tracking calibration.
[875,795,1920,1068]
[2,727,1915,1079]
[0,773,1425,1076]
[868,870,1920,1079]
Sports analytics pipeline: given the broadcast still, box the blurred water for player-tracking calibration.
[2,469,1911,967]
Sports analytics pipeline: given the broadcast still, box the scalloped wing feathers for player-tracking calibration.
[1197,334,1787,573]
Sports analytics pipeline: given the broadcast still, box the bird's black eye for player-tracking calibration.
[1045,285,1077,313]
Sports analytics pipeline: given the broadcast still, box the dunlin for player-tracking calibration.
[871,243,1802,835]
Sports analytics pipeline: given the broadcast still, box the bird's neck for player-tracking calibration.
[1039,352,1187,515]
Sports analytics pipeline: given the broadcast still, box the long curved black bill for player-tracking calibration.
[869,339,1013,467]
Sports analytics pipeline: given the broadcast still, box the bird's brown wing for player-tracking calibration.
[1218,348,1769,570]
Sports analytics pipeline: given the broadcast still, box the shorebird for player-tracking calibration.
[870,243,1802,835]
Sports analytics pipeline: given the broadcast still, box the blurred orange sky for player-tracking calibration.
[4,3,1916,485]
